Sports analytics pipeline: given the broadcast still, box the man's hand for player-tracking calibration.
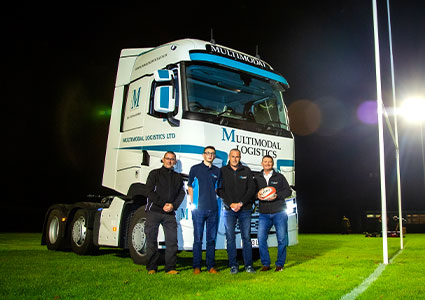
[163,203,174,212]
[188,187,193,204]
[257,191,265,201]
[230,202,242,212]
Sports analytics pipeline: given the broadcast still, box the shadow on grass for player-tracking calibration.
[176,256,230,272]
[72,235,345,271]
[96,248,131,258]
[95,248,230,271]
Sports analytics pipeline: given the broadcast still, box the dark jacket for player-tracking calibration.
[145,166,185,214]
[217,163,255,211]
[254,170,292,214]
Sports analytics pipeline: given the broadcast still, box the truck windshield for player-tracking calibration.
[185,63,289,132]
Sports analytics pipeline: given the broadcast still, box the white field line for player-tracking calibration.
[340,249,403,300]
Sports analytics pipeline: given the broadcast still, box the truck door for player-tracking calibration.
[115,76,152,195]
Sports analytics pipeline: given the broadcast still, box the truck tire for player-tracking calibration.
[46,209,66,250]
[128,207,148,265]
[70,209,98,255]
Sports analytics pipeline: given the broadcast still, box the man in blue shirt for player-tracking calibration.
[188,146,221,274]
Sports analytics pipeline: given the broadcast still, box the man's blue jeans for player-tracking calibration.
[192,209,218,270]
[223,209,253,267]
[258,211,288,267]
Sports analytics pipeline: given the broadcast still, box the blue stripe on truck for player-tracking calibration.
[189,53,289,86]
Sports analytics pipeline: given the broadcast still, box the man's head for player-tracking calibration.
[228,148,241,169]
[261,155,274,172]
[203,146,216,164]
[163,151,177,169]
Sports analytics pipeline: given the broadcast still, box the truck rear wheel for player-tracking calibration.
[46,209,65,250]
[128,207,148,265]
[70,209,98,255]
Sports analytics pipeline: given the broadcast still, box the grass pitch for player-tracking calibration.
[0,233,424,299]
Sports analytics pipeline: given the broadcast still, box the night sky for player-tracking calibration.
[4,1,425,233]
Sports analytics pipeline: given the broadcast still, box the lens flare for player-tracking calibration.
[357,101,377,124]
[400,97,425,123]
[288,99,321,136]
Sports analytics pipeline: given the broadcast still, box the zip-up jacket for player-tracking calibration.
[145,166,185,214]
[188,162,220,211]
[217,163,255,211]
[254,170,292,214]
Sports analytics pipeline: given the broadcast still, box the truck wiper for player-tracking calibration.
[215,108,233,119]
[264,120,286,129]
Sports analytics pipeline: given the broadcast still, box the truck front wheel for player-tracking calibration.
[128,207,148,265]
[70,209,98,255]
[46,209,66,250]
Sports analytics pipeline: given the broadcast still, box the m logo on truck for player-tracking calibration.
[131,87,141,109]
[222,128,236,142]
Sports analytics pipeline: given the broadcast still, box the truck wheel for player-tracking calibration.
[46,209,65,250]
[70,209,98,255]
[128,207,148,265]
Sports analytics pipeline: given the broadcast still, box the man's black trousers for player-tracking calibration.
[145,211,178,272]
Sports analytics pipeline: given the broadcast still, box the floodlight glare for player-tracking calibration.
[400,97,425,123]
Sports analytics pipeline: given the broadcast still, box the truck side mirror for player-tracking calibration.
[153,70,175,113]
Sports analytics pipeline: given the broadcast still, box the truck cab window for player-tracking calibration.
[185,63,289,131]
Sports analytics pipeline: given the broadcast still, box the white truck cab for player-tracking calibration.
[42,39,298,265]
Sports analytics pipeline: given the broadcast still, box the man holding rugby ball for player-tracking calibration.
[255,155,292,272]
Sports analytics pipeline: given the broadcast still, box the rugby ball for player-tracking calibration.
[259,186,277,200]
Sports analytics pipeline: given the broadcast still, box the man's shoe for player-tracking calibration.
[208,267,219,274]
[166,270,180,275]
[147,270,156,274]
[230,266,239,275]
[193,268,201,275]
[245,266,256,273]
[275,266,284,272]
[260,266,271,272]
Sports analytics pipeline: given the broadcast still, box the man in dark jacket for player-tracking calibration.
[145,151,185,274]
[255,155,292,272]
[218,148,256,274]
